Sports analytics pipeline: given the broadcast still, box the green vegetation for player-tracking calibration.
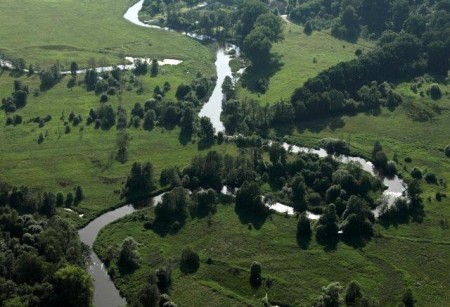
[0,0,215,72]
[0,71,236,226]
[237,22,372,104]
[95,201,450,305]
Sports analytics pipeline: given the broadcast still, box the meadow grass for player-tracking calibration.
[0,0,215,73]
[0,71,235,226]
[95,202,450,306]
[237,22,373,104]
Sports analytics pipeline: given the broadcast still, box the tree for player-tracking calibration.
[180,248,200,274]
[249,261,262,288]
[13,90,27,108]
[40,192,56,217]
[154,187,190,227]
[56,192,64,207]
[402,288,415,307]
[143,110,156,131]
[445,144,450,158]
[156,267,172,293]
[304,20,313,35]
[70,62,78,77]
[122,162,156,202]
[318,282,342,307]
[119,237,141,269]
[254,13,284,42]
[222,76,235,100]
[316,204,339,245]
[175,83,191,100]
[150,59,159,77]
[84,69,98,91]
[74,186,84,205]
[135,283,160,307]
[53,265,93,307]
[429,84,442,100]
[345,281,362,306]
[199,116,215,146]
[180,107,196,136]
[65,192,74,207]
[243,26,273,66]
[235,181,266,215]
[297,212,312,238]
[14,252,46,284]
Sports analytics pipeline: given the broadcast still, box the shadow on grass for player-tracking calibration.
[341,234,372,249]
[295,116,346,134]
[316,233,339,252]
[240,55,283,94]
[234,206,269,230]
[178,130,193,146]
[296,233,312,250]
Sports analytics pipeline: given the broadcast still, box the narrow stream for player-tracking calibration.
[76,2,407,306]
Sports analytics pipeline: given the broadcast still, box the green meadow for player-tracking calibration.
[0,0,215,73]
[0,70,235,226]
[237,22,373,104]
[95,201,450,306]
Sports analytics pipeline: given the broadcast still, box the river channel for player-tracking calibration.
[78,1,406,306]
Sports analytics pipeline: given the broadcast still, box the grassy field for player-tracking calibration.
[0,0,215,73]
[95,202,450,306]
[0,70,235,226]
[237,22,373,104]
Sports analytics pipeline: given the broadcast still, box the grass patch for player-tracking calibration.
[237,22,373,104]
[0,0,215,73]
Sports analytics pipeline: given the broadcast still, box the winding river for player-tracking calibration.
[78,1,407,306]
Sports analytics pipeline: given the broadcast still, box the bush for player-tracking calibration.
[100,94,108,103]
[410,167,423,179]
[445,145,450,157]
[429,84,442,100]
[179,248,200,274]
[424,172,437,184]
[119,237,140,269]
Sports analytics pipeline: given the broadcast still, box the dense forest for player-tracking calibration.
[0,183,92,306]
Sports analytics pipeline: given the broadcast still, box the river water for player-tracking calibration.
[77,2,406,306]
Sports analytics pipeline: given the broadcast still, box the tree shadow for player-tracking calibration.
[234,206,269,230]
[316,232,339,252]
[341,234,371,249]
[295,116,347,134]
[273,122,295,138]
[178,130,193,146]
[296,233,312,250]
[117,262,139,276]
[197,139,214,150]
[240,55,283,94]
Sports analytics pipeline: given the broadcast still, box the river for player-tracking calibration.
[78,1,406,306]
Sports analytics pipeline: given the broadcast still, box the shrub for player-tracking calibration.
[119,237,140,269]
[424,172,437,184]
[179,248,200,274]
[429,84,442,100]
[410,167,423,179]
[445,145,450,157]
[100,94,108,103]
[385,160,397,176]
[250,261,262,288]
